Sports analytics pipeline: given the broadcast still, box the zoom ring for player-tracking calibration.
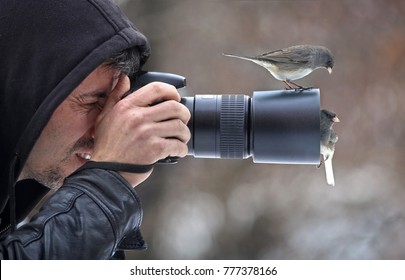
[220,95,247,158]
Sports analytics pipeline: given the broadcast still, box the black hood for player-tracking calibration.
[0,0,150,217]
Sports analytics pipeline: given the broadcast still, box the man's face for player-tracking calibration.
[19,65,121,189]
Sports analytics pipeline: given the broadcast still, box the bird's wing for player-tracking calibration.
[330,130,338,144]
[259,48,312,65]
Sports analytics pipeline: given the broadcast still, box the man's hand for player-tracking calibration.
[91,76,191,187]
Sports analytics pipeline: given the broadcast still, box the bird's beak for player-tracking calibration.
[327,67,333,74]
[333,116,340,123]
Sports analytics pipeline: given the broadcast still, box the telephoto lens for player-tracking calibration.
[132,72,321,165]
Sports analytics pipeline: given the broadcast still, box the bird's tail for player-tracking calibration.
[324,155,335,186]
[222,53,256,62]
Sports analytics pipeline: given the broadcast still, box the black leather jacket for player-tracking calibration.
[0,168,146,259]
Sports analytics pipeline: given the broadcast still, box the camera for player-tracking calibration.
[131,71,320,165]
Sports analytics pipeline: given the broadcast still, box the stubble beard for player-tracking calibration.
[19,138,94,190]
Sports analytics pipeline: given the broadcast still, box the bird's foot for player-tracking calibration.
[294,86,313,93]
[283,81,312,92]
[317,156,324,168]
[283,81,295,90]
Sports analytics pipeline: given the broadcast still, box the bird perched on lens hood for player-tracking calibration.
[223,45,334,89]
[319,109,340,186]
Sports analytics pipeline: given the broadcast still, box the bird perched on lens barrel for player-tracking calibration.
[223,45,334,90]
[319,109,339,186]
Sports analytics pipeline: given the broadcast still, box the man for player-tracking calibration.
[0,0,190,259]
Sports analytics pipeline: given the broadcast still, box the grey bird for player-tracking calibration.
[319,109,340,186]
[223,45,334,89]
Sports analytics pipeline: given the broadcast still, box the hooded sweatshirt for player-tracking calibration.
[0,0,151,259]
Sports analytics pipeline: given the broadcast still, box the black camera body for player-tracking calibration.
[131,71,320,165]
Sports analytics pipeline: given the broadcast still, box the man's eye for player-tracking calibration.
[86,98,106,110]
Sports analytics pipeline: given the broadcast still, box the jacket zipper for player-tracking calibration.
[0,224,11,238]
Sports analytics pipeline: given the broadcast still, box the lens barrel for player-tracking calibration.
[181,95,250,159]
[182,89,320,165]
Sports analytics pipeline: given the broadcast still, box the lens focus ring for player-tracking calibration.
[220,95,248,158]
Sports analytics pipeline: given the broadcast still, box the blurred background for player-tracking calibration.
[117,0,405,259]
